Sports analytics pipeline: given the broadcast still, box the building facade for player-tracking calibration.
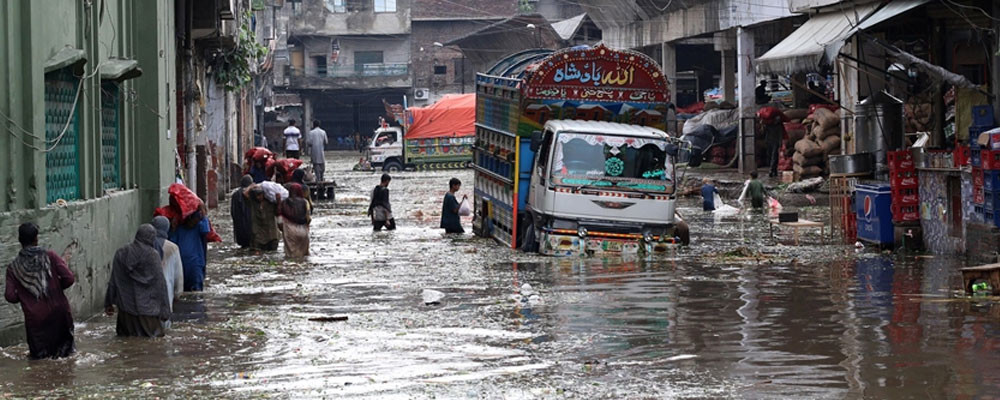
[0,0,177,340]
[411,0,516,104]
[271,0,413,146]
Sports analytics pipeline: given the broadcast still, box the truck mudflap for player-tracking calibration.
[538,228,679,256]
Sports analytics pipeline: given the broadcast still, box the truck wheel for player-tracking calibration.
[383,160,403,172]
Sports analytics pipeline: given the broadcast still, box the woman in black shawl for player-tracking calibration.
[104,224,172,337]
[231,175,254,248]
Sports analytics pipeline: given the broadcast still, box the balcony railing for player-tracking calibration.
[291,63,409,78]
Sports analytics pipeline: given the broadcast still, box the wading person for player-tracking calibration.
[249,158,269,183]
[306,120,328,182]
[152,216,184,310]
[231,175,254,249]
[279,183,312,259]
[4,223,76,359]
[248,186,281,251]
[368,173,395,231]
[740,171,766,210]
[701,178,719,211]
[283,119,302,159]
[104,225,172,338]
[440,178,466,234]
[757,105,789,178]
[288,169,312,205]
[170,206,212,291]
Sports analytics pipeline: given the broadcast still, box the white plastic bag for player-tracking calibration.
[259,181,289,203]
[458,198,472,216]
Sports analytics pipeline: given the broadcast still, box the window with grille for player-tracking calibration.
[434,65,447,75]
[44,67,80,203]
[374,0,396,12]
[101,82,121,191]
[325,0,346,12]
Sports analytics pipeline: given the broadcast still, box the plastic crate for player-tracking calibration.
[985,189,1000,211]
[972,105,995,127]
[890,186,919,205]
[970,124,992,142]
[983,150,1000,170]
[973,167,985,185]
[890,169,918,187]
[891,203,919,222]
[887,150,915,171]
[954,146,971,167]
[985,210,1000,228]
[985,170,1000,192]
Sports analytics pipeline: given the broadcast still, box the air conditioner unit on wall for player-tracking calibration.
[414,88,430,100]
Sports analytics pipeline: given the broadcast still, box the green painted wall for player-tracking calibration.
[0,0,176,344]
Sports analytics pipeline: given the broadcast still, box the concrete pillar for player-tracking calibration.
[661,41,677,105]
[838,39,860,154]
[661,41,678,133]
[736,27,756,173]
[303,96,313,130]
[722,50,736,103]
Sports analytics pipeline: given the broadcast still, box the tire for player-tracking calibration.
[518,215,539,253]
[383,160,403,172]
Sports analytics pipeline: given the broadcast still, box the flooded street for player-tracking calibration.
[2,152,999,399]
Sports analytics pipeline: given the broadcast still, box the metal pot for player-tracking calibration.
[829,153,875,176]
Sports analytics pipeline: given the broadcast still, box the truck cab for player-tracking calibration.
[525,120,677,255]
[368,126,404,172]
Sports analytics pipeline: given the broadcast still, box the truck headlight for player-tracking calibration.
[643,231,655,243]
[577,227,588,238]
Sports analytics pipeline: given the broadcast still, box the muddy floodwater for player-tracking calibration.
[2,152,999,399]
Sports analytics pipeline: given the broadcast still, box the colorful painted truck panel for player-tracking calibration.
[473,45,678,255]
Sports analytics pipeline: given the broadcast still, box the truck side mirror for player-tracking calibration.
[530,130,543,152]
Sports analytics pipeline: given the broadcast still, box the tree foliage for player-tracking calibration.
[213,10,268,91]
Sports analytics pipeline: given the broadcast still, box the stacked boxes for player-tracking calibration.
[888,150,919,222]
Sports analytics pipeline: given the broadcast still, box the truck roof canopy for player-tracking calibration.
[405,94,476,139]
[545,119,669,139]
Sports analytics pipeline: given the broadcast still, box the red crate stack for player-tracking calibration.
[973,167,986,204]
[984,150,1000,170]
[888,150,919,222]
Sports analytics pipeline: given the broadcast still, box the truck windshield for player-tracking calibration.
[550,132,673,193]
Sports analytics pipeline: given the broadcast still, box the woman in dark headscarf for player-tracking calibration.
[104,224,172,337]
[279,183,311,259]
[231,175,254,248]
[4,223,76,359]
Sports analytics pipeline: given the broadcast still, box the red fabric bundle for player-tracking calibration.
[153,184,222,243]
[757,106,789,125]
[243,147,275,174]
[273,159,304,182]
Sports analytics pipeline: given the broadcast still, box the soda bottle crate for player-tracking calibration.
[985,170,1000,192]
[891,203,919,222]
[887,150,915,171]
[890,186,919,206]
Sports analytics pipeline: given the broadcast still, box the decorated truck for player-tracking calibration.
[368,94,476,171]
[473,45,681,256]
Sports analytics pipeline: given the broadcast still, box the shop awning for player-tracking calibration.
[44,47,86,73]
[757,0,928,75]
[100,59,142,82]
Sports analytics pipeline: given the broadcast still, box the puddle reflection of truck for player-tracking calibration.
[473,45,686,256]
[368,94,475,172]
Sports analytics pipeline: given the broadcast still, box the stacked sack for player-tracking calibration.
[793,106,842,179]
